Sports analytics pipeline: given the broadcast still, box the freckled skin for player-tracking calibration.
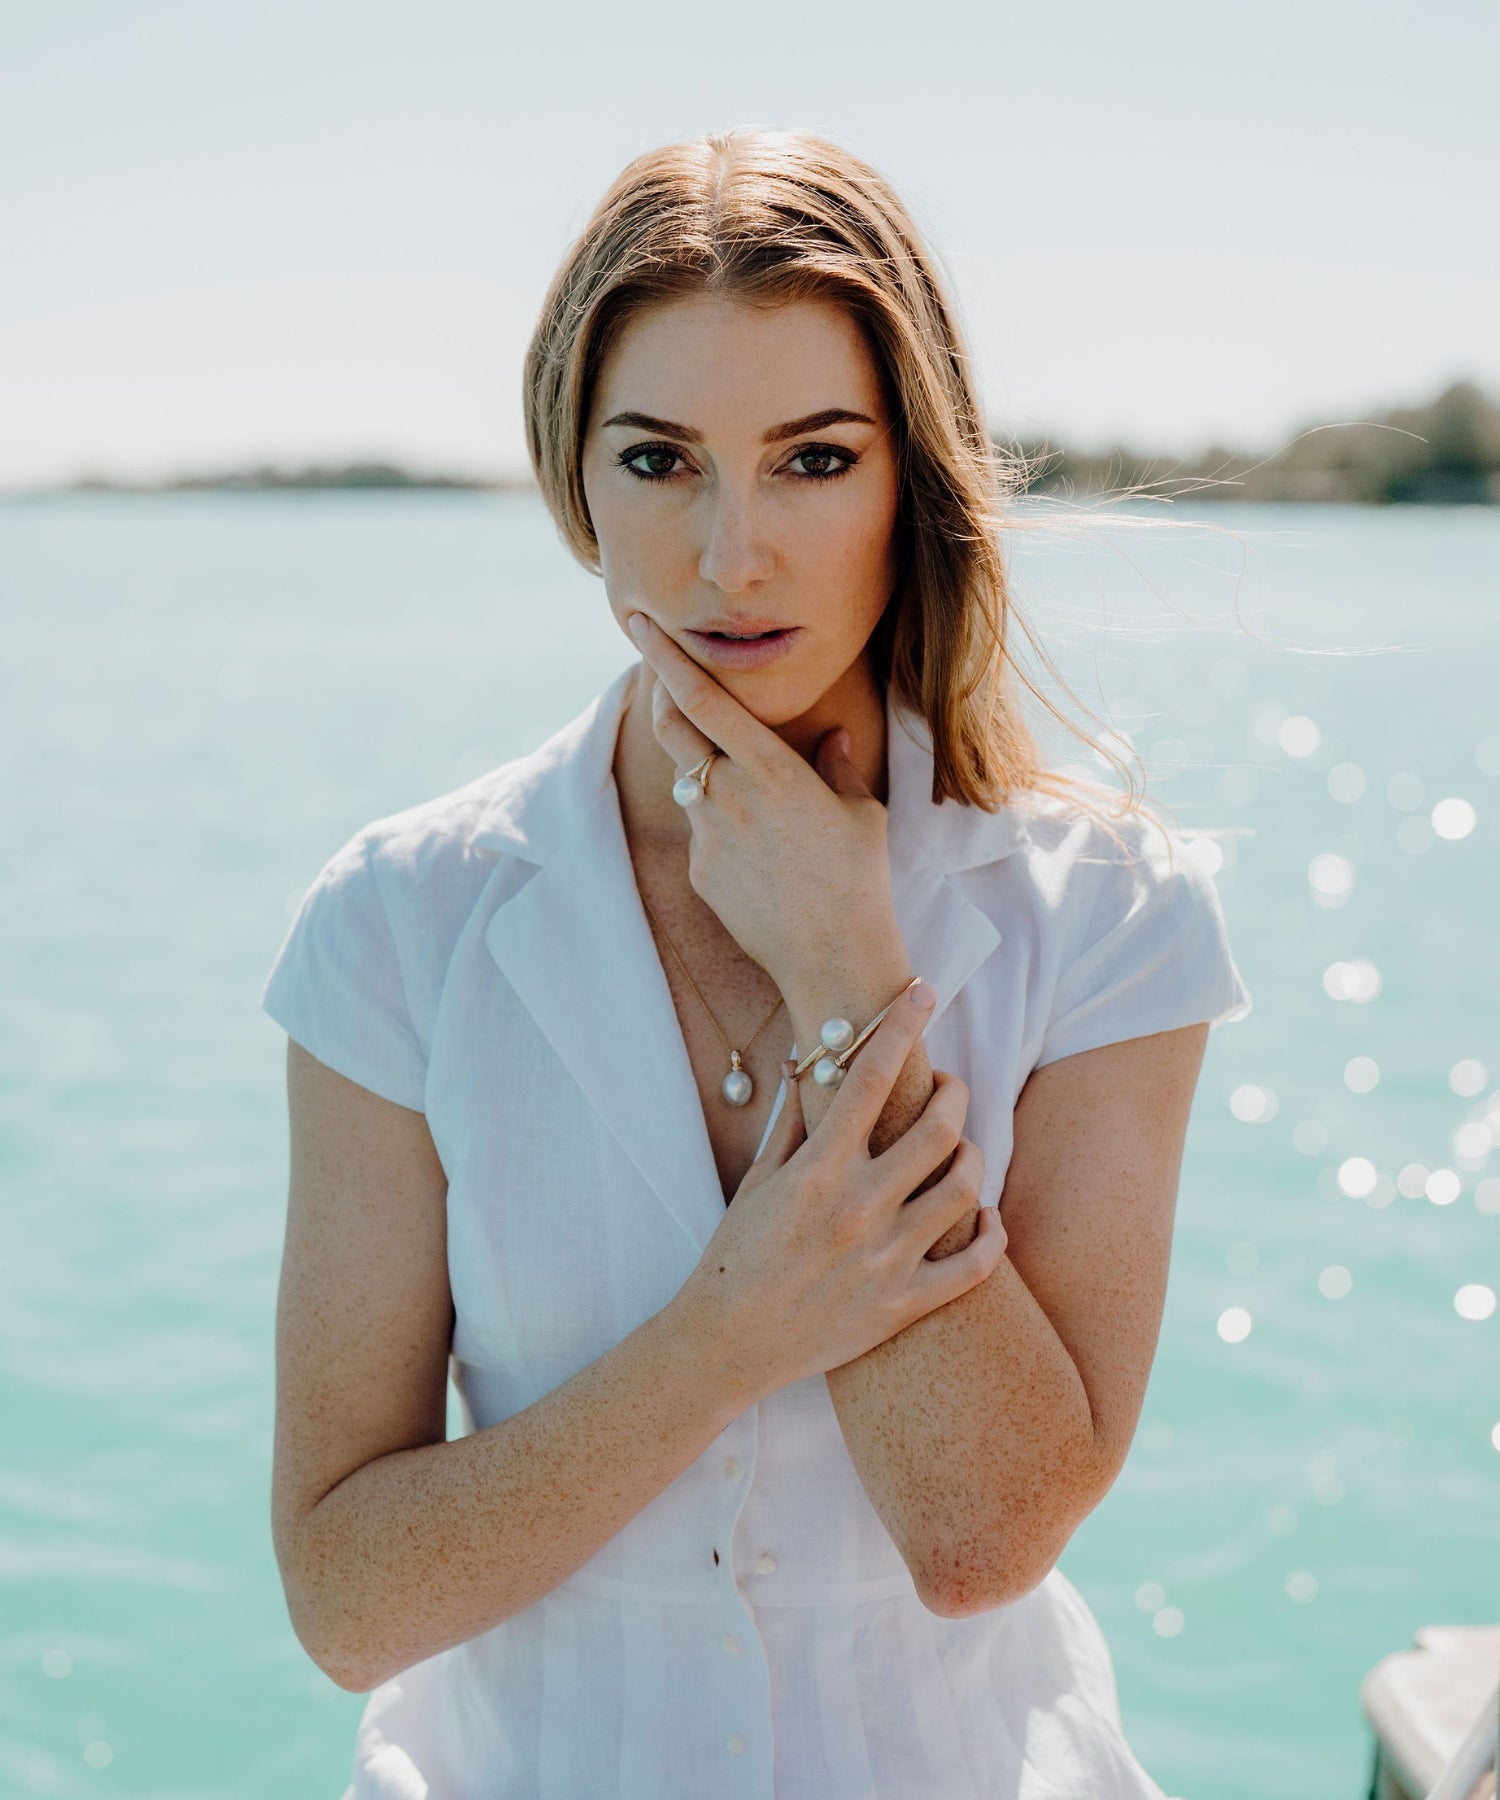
[832,1019,1208,1613]
[270,288,1213,1681]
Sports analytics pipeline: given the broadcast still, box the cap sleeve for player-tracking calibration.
[1035,819,1252,1070]
[261,830,428,1111]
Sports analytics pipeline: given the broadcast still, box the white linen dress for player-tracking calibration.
[262,660,1252,1799]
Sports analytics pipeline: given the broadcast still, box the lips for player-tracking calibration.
[692,618,795,636]
[680,625,804,671]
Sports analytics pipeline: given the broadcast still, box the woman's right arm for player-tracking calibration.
[273,986,1002,1693]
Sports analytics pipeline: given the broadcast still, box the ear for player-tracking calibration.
[816,727,874,800]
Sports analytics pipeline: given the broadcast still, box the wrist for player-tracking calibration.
[662,1272,778,1417]
[778,934,916,1061]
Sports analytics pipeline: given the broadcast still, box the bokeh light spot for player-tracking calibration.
[1327,762,1366,803]
[1450,1059,1487,1097]
[1455,1284,1496,1321]
[1425,1168,1461,1206]
[1278,715,1320,758]
[1308,853,1354,903]
[1338,1157,1378,1199]
[1318,1265,1353,1299]
[1431,797,1476,840]
[1396,816,1434,855]
[1344,1057,1380,1094]
[1230,1084,1277,1123]
[1217,1306,1252,1343]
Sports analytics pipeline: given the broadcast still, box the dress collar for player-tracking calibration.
[468,661,1023,874]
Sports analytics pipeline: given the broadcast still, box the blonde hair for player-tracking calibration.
[523,127,1167,852]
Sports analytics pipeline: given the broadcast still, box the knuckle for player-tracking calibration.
[841,1053,889,1107]
[826,1195,871,1250]
[680,674,714,716]
[937,1070,970,1109]
[946,1141,984,1203]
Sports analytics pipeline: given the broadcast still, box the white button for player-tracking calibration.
[722,1455,742,1481]
[755,1551,778,1574]
[726,1732,746,1756]
[721,1633,741,1656]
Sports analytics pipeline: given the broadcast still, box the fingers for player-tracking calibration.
[871,1069,968,1194]
[898,1136,985,1252]
[911,1203,1008,1311]
[627,612,793,780]
[815,727,875,800]
[650,674,716,771]
[822,980,938,1143]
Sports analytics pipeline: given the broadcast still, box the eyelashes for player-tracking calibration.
[615,441,860,484]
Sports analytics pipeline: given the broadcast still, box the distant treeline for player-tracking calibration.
[45,379,1500,504]
[65,460,505,494]
[1012,381,1500,505]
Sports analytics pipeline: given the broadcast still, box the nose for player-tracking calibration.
[697,487,775,595]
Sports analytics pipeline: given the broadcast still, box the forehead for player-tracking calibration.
[592,295,885,428]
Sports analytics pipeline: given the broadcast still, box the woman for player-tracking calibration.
[263,129,1250,1798]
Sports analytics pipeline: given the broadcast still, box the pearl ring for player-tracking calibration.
[672,751,721,809]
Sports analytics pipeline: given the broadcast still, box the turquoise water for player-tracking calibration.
[2,494,1496,1798]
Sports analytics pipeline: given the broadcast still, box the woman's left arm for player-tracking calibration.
[792,987,1209,1619]
[629,615,1209,1616]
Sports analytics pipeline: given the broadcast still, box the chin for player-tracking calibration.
[718,669,834,729]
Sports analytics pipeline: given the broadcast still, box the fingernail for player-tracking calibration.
[627,612,648,641]
[912,980,937,1012]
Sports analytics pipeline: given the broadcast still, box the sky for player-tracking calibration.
[3,0,1497,486]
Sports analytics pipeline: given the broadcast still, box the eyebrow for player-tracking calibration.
[599,407,877,445]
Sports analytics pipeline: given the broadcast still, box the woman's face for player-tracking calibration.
[581,295,901,726]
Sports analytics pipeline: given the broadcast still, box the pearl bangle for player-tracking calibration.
[790,977,925,1090]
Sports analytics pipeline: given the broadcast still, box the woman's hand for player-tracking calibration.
[627,612,902,996]
[677,982,1008,1391]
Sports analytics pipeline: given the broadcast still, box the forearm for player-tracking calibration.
[287,1288,758,1691]
[826,1245,1104,1614]
[785,960,1103,1615]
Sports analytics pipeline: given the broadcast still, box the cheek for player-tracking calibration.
[800,483,899,615]
[587,481,688,597]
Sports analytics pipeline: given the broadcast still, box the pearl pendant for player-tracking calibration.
[722,1050,753,1107]
[812,1055,845,1088]
[819,1016,855,1053]
[672,775,704,808]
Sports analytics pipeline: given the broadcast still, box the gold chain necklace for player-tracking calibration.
[639,891,785,1108]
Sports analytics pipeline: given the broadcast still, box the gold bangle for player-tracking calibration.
[790,976,925,1089]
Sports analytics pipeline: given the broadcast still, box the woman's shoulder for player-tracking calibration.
[1003,783,1193,898]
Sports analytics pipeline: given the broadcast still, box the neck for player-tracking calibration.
[613,652,889,853]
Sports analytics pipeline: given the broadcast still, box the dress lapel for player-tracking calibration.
[473,667,726,1254]
[883,689,1014,1026]
[468,665,1021,1251]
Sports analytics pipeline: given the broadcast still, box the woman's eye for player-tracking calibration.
[619,444,686,480]
[786,446,856,480]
